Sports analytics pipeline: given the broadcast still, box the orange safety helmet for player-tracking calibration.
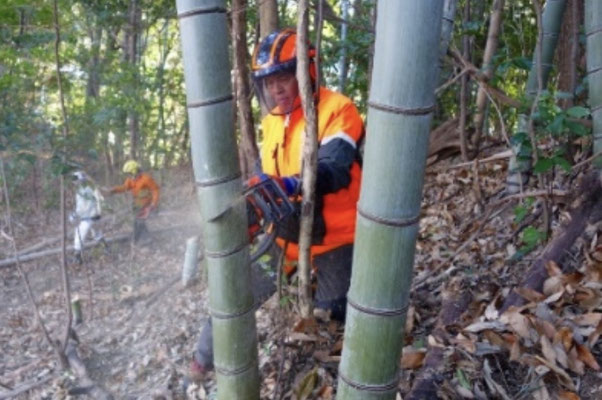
[251,28,316,114]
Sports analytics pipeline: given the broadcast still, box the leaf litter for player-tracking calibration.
[1,158,602,399]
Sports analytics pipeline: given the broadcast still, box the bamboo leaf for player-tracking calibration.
[456,368,471,390]
[294,367,318,399]
[565,106,590,118]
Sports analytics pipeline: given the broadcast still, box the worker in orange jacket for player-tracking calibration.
[109,160,160,241]
[189,28,364,380]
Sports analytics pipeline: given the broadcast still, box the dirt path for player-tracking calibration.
[0,184,217,399]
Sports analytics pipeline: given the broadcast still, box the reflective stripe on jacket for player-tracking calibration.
[260,87,363,259]
[111,172,160,208]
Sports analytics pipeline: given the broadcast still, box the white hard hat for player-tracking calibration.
[72,171,87,182]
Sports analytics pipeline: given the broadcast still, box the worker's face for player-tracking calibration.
[264,72,299,113]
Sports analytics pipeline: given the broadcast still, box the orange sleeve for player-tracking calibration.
[110,178,133,194]
[321,100,364,143]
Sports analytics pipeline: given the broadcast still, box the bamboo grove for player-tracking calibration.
[2,0,602,398]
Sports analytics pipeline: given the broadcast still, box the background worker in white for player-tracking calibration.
[71,171,103,261]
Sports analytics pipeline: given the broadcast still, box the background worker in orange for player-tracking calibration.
[108,160,160,241]
[189,28,364,378]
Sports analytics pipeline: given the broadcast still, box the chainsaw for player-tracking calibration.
[205,177,295,262]
[153,178,295,305]
[244,177,295,262]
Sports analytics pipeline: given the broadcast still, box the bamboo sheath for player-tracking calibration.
[336,1,443,399]
[175,1,259,398]
[506,0,566,193]
[586,0,602,168]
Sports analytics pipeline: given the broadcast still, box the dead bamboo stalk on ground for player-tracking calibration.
[501,171,602,312]
[406,281,473,400]
[0,223,196,268]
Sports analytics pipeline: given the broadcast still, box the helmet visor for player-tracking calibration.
[253,70,302,116]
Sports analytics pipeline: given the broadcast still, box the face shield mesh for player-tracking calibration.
[253,66,303,116]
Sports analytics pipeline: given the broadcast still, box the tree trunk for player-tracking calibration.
[125,0,141,160]
[586,0,602,168]
[336,1,443,399]
[259,0,278,39]
[459,0,471,162]
[439,0,457,67]
[472,0,505,153]
[506,0,567,194]
[232,0,259,178]
[296,0,319,318]
[337,0,350,93]
[176,1,259,398]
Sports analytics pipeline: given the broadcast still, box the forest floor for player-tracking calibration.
[1,152,602,400]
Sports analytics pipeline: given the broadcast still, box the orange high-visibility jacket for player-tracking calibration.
[261,87,364,260]
[111,172,160,209]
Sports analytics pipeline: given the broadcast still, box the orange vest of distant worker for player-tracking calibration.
[111,172,160,209]
[261,87,363,260]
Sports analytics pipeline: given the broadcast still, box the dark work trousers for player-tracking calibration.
[193,243,354,369]
[133,218,149,242]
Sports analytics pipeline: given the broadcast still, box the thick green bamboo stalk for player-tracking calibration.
[336,1,443,399]
[439,0,457,63]
[175,1,259,398]
[586,0,602,168]
[506,0,566,193]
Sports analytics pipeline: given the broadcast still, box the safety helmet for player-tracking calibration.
[122,160,140,175]
[72,171,88,182]
[251,28,316,114]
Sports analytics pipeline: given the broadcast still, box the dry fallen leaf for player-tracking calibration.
[543,276,564,296]
[500,309,534,341]
[464,320,506,333]
[313,350,340,364]
[534,355,576,391]
[514,287,545,303]
[587,320,602,347]
[554,327,574,352]
[567,346,585,375]
[545,261,563,277]
[575,343,600,371]
[400,346,427,369]
[556,389,580,400]
[318,385,333,399]
[573,312,602,326]
[532,381,551,400]
[294,367,318,400]
[540,335,557,367]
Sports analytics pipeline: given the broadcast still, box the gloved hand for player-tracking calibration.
[246,173,300,196]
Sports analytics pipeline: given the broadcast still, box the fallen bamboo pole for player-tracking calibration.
[0,224,197,268]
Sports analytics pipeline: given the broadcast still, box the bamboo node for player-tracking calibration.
[187,94,233,109]
[367,101,435,116]
[214,359,256,377]
[177,6,227,20]
[196,171,241,187]
[204,242,247,259]
[357,207,420,228]
[210,302,256,320]
[337,371,399,393]
[347,297,409,317]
